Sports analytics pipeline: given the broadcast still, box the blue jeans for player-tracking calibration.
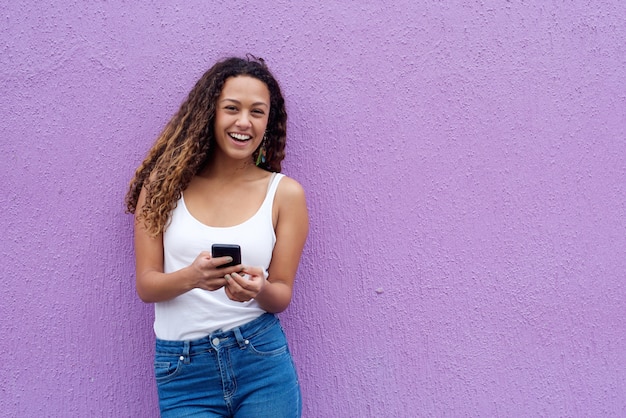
[154,313,301,417]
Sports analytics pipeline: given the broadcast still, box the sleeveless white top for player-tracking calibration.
[154,173,283,340]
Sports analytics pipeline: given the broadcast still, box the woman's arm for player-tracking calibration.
[134,187,241,303]
[226,177,309,312]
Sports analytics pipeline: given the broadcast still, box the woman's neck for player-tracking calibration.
[200,154,259,181]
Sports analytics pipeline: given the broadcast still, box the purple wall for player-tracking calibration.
[2,1,625,416]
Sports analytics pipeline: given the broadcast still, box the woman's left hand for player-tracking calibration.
[224,266,266,302]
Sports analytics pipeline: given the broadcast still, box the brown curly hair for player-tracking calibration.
[125,56,288,236]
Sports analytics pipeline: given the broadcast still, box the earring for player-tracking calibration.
[256,134,267,166]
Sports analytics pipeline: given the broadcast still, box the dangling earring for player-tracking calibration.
[256,134,267,166]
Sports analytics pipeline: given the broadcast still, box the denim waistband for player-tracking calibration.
[155,313,278,355]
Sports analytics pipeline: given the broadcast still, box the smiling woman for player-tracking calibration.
[214,76,270,163]
[124,56,308,417]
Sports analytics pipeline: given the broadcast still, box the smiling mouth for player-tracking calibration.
[229,133,252,142]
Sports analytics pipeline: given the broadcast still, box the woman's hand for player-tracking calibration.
[190,251,244,292]
[224,266,266,302]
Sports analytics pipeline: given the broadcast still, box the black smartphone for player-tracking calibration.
[211,244,241,268]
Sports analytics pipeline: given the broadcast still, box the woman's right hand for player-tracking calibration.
[189,251,243,292]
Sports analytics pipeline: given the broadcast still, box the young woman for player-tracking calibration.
[125,56,308,417]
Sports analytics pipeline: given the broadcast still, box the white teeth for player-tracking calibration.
[229,133,251,141]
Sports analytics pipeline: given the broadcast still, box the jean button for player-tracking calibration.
[179,356,184,361]
[212,337,220,346]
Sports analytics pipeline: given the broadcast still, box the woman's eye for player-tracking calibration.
[252,109,265,115]
[225,106,237,111]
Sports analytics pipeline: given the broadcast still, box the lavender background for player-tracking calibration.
[2,1,625,417]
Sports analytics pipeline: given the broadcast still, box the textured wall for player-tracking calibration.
[1,1,625,416]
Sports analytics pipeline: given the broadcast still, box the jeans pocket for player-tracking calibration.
[154,358,182,382]
[246,326,289,357]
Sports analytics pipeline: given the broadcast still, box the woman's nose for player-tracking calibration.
[236,112,251,128]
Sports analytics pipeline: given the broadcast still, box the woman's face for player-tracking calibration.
[213,76,270,163]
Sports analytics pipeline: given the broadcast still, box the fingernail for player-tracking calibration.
[225,274,231,280]
[226,257,233,262]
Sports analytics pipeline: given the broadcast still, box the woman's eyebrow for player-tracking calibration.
[219,98,268,107]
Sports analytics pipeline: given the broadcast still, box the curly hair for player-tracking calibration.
[125,56,288,236]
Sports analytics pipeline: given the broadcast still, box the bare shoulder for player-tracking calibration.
[273,175,309,237]
[274,175,308,227]
[276,175,306,204]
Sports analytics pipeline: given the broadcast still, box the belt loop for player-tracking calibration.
[233,327,249,349]
[182,341,191,364]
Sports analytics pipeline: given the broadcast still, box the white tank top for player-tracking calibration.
[154,173,283,340]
